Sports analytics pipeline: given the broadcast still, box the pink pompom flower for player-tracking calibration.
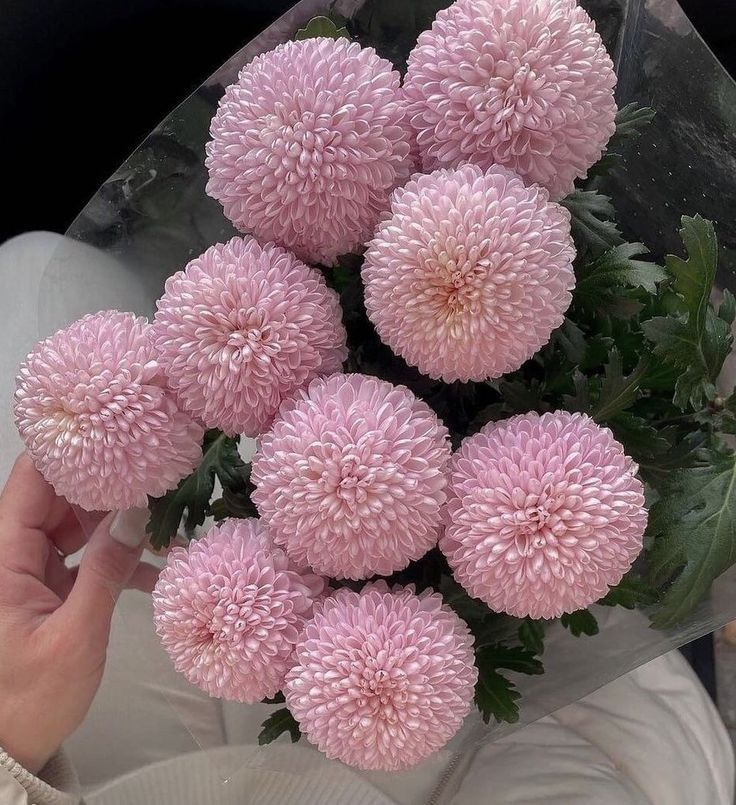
[151,237,347,437]
[284,582,477,770]
[153,517,325,703]
[205,37,414,265]
[14,311,203,511]
[403,0,618,198]
[251,373,451,580]
[362,164,575,383]
[440,411,647,619]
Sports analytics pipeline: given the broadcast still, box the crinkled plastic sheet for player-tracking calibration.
[36,0,736,798]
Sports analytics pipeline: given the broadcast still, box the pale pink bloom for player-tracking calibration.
[14,311,203,511]
[151,237,347,437]
[440,411,647,619]
[251,373,451,579]
[205,37,414,265]
[404,0,618,199]
[153,517,325,702]
[362,164,575,382]
[284,582,477,770]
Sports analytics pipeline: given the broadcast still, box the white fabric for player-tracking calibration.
[0,232,734,804]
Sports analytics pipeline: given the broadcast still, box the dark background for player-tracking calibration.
[1,0,733,244]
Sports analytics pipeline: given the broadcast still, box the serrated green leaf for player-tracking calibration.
[642,312,729,409]
[146,430,244,549]
[592,349,649,422]
[295,15,350,40]
[648,447,736,628]
[475,644,544,675]
[608,413,670,466]
[637,430,708,485]
[561,190,624,260]
[611,103,656,142]
[258,708,301,745]
[560,609,599,636]
[554,318,587,364]
[563,368,592,413]
[475,669,521,724]
[439,575,494,624]
[518,618,545,655]
[642,216,731,410]
[575,242,667,302]
[495,378,545,414]
[587,104,655,178]
[599,574,658,609]
[668,215,718,329]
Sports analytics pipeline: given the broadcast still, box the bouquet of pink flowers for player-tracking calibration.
[13,0,736,773]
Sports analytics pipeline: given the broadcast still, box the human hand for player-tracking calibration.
[0,454,157,773]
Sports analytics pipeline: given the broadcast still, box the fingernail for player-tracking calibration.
[109,507,150,548]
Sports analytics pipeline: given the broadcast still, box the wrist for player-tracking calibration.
[0,733,54,775]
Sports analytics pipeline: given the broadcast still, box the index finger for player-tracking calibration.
[0,454,73,579]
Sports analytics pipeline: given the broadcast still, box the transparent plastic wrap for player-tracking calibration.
[34,0,736,798]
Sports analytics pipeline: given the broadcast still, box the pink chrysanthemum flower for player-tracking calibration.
[153,517,325,703]
[403,0,618,198]
[14,311,203,511]
[205,37,414,265]
[440,411,647,619]
[251,373,451,579]
[362,164,575,382]
[284,582,477,770]
[151,237,347,437]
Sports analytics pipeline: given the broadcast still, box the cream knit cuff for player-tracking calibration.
[0,748,80,805]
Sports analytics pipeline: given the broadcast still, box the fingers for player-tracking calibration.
[56,508,150,645]
[0,455,76,582]
[126,562,161,595]
[0,454,69,535]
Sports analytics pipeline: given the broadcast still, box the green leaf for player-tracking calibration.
[554,318,587,365]
[719,289,736,326]
[642,217,731,410]
[258,709,301,745]
[610,103,656,144]
[636,430,708,485]
[439,575,494,623]
[563,368,592,413]
[608,413,670,466]
[475,644,544,675]
[475,669,521,724]
[494,378,546,414]
[599,574,658,609]
[648,447,736,628]
[560,609,599,637]
[588,103,655,177]
[295,15,350,40]
[518,618,545,655]
[560,190,624,260]
[592,349,649,422]
[146,430,244,549]
[575,242,668,302]
[667,215,718,329]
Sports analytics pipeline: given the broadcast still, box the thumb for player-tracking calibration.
[60,507,150,644]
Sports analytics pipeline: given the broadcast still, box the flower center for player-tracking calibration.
[209,585,262,644]
[421,236,490,320]
[506,485,565,557]
[355,657,409,720]
[221,308,275,364]
[483,59,560,136]
[263,108,338,184]
[322,452,376,508]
